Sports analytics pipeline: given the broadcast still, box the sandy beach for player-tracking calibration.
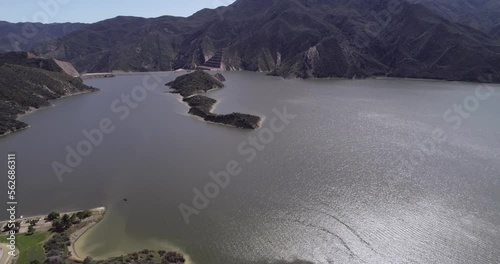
[0,207,106,263]
[66,207,106,261]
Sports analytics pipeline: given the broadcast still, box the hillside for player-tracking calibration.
[411,0,500,36]
[167,70,224,96]
[0,52,97,136]
[33,15,213,73]
[32,0,500,82]
[0,21,86,52]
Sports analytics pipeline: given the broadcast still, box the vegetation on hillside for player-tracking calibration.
[166,70,224,97]
[0,54,98,136]
[167,71,261,129]
[0,52,64,72]
[24,0,500,82]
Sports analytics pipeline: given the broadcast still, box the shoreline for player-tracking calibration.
[69,212,196,264]
[369,75,498,84]
[3,70,493,138]
[168,71,262,130]
[80,73,115,79]
[1,207,195,264]
[0,207,106,263]
[83,69,499,85]
[0,89,98,138]
[181,93,266,130]
[68,207,106,261]
[0,207,106,230]
[0,125,31,138]
[81,70,181,79]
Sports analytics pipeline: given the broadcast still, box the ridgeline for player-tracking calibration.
[23,0,500,83]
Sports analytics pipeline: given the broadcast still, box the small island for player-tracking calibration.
[166,71,261,130]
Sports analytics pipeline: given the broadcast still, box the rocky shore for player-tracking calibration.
[167,71,261,130]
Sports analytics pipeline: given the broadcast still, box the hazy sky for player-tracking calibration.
[0,0,236,23]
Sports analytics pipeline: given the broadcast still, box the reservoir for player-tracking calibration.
[1,72,499,263]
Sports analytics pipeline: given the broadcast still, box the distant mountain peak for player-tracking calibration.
[5,0,497,82]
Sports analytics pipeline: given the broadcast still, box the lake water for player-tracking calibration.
[1,72,499,264]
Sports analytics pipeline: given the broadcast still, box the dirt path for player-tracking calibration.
[67,208,106,261]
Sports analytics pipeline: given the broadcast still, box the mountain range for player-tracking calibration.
[0,21,86,52]
[1,0,499,82]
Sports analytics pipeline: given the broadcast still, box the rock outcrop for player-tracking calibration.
[167,70,224,97]
[167,71,261,130]
[183,95,260,130]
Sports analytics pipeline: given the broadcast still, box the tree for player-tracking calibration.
[43,233,70,262]
[61,214,70,225]
[51,219,61,229]
[161,252,185,264]
[70,214,79,224]
[3,221,21,232]
[76,210,92,220]
[47,212,60,221]
[51,219,64,233]
[29,219,39,226]
[29,260,40,264]
[27,225,35,235]
[52,214,72,233]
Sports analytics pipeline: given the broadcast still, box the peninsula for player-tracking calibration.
[167,71,261,130]
[0,52,99,137]
[0,207,187,264]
